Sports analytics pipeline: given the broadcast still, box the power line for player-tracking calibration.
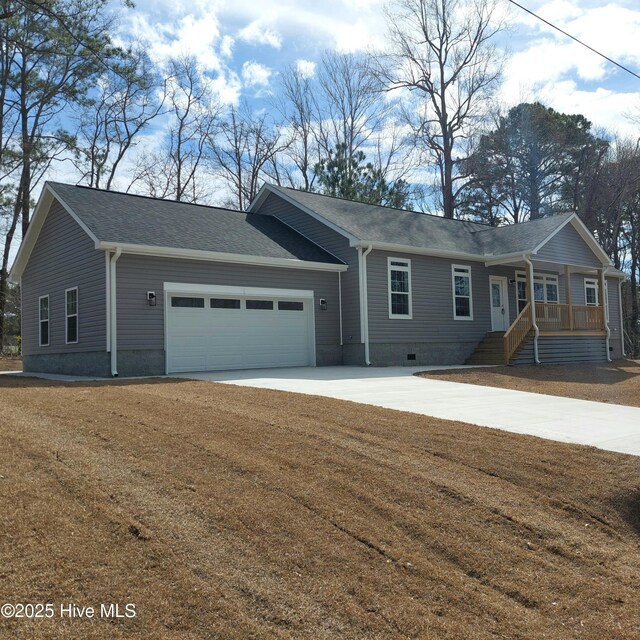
[507,0,640,82]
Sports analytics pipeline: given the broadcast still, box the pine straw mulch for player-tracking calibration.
[0,375,638,639]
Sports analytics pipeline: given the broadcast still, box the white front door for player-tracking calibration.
[490,276,509,332]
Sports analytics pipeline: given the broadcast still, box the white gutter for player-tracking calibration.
[618,278,625,357]
[338,271,343,346]
[109,248,122,376]
[523,255,541,364]
[358,244,373,365]
[600,268,612,362]
[97,242,347,273]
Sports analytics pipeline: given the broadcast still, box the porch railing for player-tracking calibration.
[534,303,604,331]
[504,302,532,363]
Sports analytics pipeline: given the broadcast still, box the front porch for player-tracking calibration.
[485,257,611,365]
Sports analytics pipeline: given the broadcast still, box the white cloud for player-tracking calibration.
[220,34,234,58]
[241,61,273,87]
[238,20,282,49]
[295,59,316,78]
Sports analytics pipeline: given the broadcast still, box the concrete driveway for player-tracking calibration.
[177,366,640,457]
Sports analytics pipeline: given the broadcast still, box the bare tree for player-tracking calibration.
[0,0,119,348]
[270,63,318,190]
[74,45,166,190]
[129,56,219,203]
[210,102,288,211]
[376,0,503,218]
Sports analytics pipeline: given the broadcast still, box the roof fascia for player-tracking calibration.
[532,214,611,266]
[97,242,348,272]
[249,184,360,245]
[349,240,523,263]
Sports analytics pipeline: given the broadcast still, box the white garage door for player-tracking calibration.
[165,285,315,373]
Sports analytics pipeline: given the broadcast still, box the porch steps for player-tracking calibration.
[511,335,608,365]
[465,332,508,366]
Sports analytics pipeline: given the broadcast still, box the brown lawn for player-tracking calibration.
[0,376,638,639]
[418,360,640,408]
[0,356,21,372]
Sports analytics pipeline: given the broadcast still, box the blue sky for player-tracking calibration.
[113,0,640,135]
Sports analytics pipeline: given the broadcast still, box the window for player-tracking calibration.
[388,258,412,318]
[65,288,78,344]
[452,265,473,320]
[39,295,49,347]
[278,301,304,311]
[171,296,204,308]
[584,279,598,306]
[210,298,241,309]
[246,300,274,310]
[516,272,558,309]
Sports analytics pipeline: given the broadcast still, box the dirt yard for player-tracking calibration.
[419,360,640,408]
[0,376,638,639]
[0,356,21,372]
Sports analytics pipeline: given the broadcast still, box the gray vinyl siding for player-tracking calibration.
[21,201,106,356]
[365,250,516,344]
[254,192,361,343]
[115,254,341,351]
[536,224,602,267]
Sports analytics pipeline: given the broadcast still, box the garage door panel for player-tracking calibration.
[167,292,314,372]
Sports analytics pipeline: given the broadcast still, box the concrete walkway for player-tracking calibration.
[177,366,640,457]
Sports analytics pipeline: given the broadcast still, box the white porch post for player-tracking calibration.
[599,267,612,362]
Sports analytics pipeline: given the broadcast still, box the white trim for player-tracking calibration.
[38,295,50,347]
[64,287,79,344]
[489,276,510,332]
[584,278,598,306]
[452,264,473,321]
[618,278,626,357]
[97,242,347,272]
[387,257,413,320]
[358,245,373,365]
[356,240,488,263]
[162,282,315,299]
[516,270,559,304]
[338,271,343,346]
[110,249,121,376]
[599,268,612,362]
[249,184,359,244]
[105,251,111,352]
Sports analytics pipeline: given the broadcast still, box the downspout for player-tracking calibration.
[600,269,612,362]
[358,244,373,366]
[618,278,626,357]
[338,271,343,346]
[109,248,122,376]
[523,255,541,364]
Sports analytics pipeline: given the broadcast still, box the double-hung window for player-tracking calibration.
[452,265,473,320]
[39,295,50,347]
[65,287,78,344]
[517,272,558,308]
[388,258,412,319]
[584,279,598,306]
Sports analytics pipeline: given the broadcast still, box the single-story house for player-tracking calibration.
[9,181,626,377]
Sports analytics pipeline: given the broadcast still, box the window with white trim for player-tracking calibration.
[452,265,473,320]
[388,258,412,318]
[65,288,78,344]
[516,272,558,309]
[584,279,598,306]
[39,295,50,347]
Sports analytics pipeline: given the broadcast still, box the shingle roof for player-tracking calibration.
[48,182,343,265]
[268,186,488,254]
[472,212,575,255]
[267,185,577,257]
